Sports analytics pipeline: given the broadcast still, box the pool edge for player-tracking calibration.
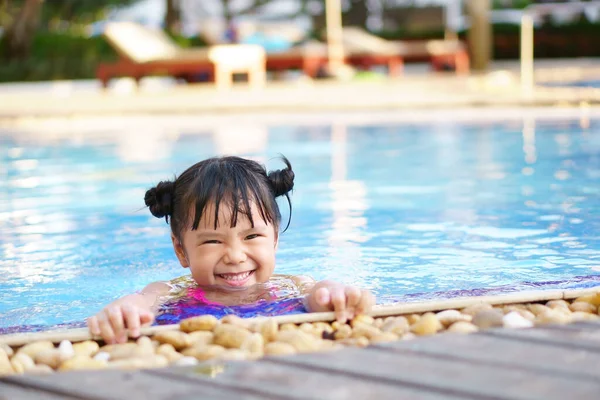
[2,287,598,347]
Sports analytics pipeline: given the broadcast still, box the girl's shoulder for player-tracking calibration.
[269,274,315,296]
[290,275,316,294]
[140,280,174,295]
[167,275,195,290]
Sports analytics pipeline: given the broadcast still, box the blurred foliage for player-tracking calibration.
[371,19,600,61]
[169,34,207,48]
[377,28,447,41]
[2,19,599,82]
[1,0,600,81]
[0,32,206,82]
[41,0,135,25]
[470,20,600,59]
[492,0,600,9]
[0,0,142,61]
[492,0,532,10]
[1,0,140,29]
[0,35,112,82]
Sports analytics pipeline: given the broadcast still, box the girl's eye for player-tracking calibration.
[245,234,260,240]
[203,240,221,245]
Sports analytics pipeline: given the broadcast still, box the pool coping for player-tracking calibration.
[1,70,600,121]
[2,287,598,348]
[2,105,599,143]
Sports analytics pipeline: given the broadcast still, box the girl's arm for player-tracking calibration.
[87,281,171,344]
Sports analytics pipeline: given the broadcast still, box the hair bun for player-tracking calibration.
[268,157,295,197]
[144,181,175,219]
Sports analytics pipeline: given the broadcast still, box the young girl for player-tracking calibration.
[88,156,375,344]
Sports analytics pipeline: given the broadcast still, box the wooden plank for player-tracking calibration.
[150,358,464,400]
[534,321,600,332]
[563,287,600,299]
[484,324,600,352]
[2,368,257,400]
[271,345,600,400]
[0,381,80,400]
[373,332,600,381]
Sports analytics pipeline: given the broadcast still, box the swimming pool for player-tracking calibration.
[2,109,600,332]
[543,79,600,89]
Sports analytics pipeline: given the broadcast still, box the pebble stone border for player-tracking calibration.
[2,290,600,376]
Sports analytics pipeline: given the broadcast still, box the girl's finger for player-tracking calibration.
[344,286,362,309]
[139,310,155,326]
[315,287,331,307]
[107,307,126,343]
[343,287,362,321]
[87,316,100,336]
[356,290,376,314]
[122,305,141,338]
[330,286,347,322]
[98,315,116,345]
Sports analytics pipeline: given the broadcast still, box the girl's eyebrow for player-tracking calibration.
[240,225,268,234]
[195,230,225,237]
[247,221,271,230]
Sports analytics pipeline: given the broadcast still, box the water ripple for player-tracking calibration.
[2,116,600,330]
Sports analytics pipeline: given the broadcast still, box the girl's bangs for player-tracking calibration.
[190,174,274,231]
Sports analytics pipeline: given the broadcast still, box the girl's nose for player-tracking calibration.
[223,243,247,265]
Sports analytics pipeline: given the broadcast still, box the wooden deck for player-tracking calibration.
[2,320,600,399]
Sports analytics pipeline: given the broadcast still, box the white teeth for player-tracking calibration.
[219,271,252,281]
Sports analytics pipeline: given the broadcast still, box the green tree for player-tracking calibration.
[303,0,372,35]
[40,0,141,29]
[1,0,139,61]
[165,0,181,34]
[219,0,274,24]
[1,0,44,61]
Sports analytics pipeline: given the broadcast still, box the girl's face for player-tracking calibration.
[172,201,278,288]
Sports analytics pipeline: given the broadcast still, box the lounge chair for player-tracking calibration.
[263,40,329,78]
[96,22,215,87]
[97,22,331,87]
[208,44,267,90]
[199,20,329,78]
[340,27,470,76]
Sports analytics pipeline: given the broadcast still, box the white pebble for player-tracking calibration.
[436,309,472,325]
[93,352,111,362]
[173,356,198,367]
[58,340,75,359]
[503,311,534,329]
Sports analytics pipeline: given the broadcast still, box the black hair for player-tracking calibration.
[144,156,294,242]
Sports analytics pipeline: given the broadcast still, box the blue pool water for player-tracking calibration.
[2,112,600,331]
[544,79,600,89]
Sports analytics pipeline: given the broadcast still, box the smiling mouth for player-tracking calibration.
[216,270,255,286]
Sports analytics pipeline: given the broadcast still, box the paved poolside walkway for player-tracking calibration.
[0,59,599,121]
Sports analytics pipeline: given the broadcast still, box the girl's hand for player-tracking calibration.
[87,281,169,344]
[87,301,154,344]
[304,280,375,322]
